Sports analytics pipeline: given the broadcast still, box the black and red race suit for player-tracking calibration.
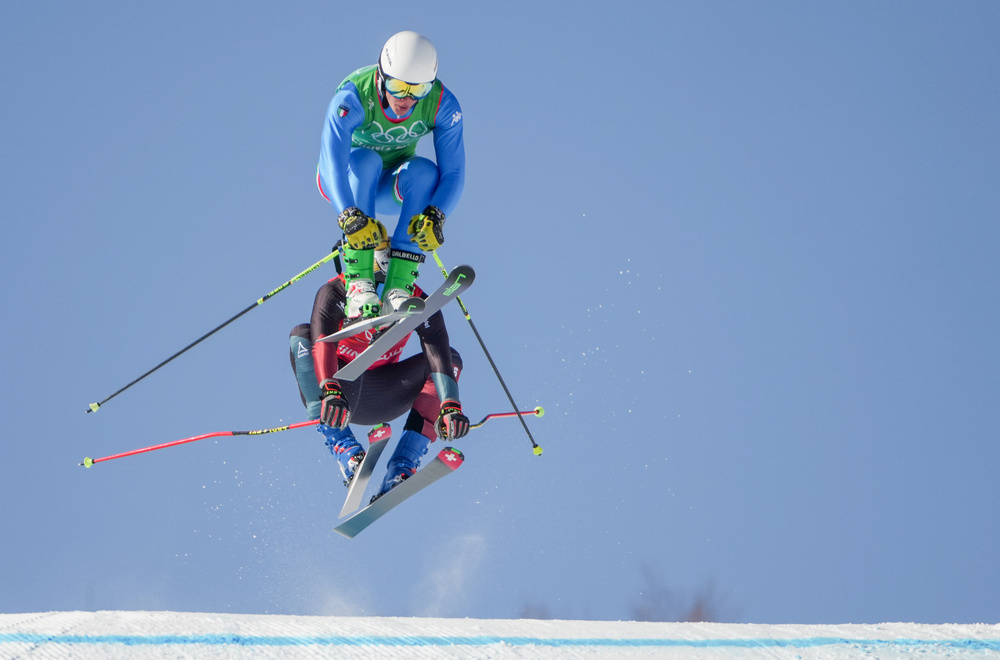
[289,275,460,439]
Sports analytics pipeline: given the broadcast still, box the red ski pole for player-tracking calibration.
[80,420,321,468]
[81,405,546,468]
[471,406,545,429]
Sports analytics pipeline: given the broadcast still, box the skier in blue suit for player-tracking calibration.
[316,31,465,321]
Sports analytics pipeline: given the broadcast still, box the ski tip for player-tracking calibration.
[400,297,425,314]
[87,402,100,413]
[447,264,476,285]
[368,423,391,444]
[438,447,464,470]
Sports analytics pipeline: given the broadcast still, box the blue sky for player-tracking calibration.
[2,1,998,623]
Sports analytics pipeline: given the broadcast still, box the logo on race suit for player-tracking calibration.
[368,119,431,145]
[337,340,406,364]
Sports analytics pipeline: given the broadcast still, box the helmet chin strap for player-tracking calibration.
[376,68,389,110]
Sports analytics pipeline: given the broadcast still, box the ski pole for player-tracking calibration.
[431,251,543,456]
[471,406,545,429]
[80,420,322,467]
[86,249,339,414]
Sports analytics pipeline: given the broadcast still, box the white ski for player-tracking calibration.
[334,447,465,538]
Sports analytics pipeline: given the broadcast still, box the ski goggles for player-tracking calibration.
[382,74,434,100]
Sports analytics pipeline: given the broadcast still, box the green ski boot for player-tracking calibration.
[341,244,381,319]
[381,249,425,312]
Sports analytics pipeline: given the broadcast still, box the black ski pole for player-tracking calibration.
[87,249,339,413]
[431,251,542,456]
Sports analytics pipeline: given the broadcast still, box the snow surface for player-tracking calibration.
[0,612,998,659]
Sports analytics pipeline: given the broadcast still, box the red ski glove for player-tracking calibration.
[319,379,351,430]
[436,399,470,440]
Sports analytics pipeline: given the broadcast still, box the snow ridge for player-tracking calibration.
[1,611,998,659]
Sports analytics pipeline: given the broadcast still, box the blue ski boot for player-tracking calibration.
[319,423,365,486]
[373,430,431,500]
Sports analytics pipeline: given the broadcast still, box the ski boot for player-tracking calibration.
[372,429,431,501]
[319,423,365,486]
[381,249,424,313]
[341,243,381,320]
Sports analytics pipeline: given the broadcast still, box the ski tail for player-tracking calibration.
[339,424,392,518]
[334,447,465,538]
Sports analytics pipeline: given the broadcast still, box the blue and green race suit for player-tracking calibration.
[317,65,465,251]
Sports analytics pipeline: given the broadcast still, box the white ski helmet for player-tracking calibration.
[379,31,438,84]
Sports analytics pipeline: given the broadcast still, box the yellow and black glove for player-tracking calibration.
[407,205,446,251]
[338,207,387,250]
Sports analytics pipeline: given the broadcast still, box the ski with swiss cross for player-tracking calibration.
[334,447,465,538]
[339,423,392,518]
[316,297,425,345]
[331,265,476,381]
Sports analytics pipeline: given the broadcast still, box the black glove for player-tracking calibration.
[436,399,470,440]
[319,379,350,429]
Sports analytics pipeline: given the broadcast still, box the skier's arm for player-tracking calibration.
[429,86,465,217]
[318,84,366,214]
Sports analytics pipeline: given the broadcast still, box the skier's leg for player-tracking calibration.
[375,156,439,250]
[374,429,431,496]
[331,148,386,319]
[342,353,434,425]
[376,349,462,496]
[381,249,424,311]
[317,147,383,216]
[289,324,321,420]
[290,322,364,485]
[320,424,365,486]
[341,243,381,319]
[374,158,439,309]
[346,148,384,216]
